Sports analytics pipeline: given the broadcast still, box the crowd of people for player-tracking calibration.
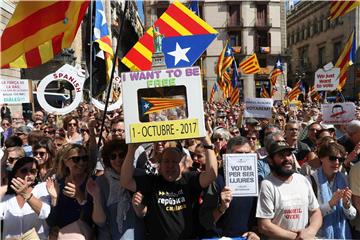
[0,99,360,240]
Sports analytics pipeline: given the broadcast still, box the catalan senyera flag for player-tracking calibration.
[216,42,233,98]
[1,1,89,68]
[287,81,304,101]
[329,0,360,20]
[239,54,260,74]
[271,85,278,97]
[260,85,271,98]
[122,0,217,71]
[209,83,218,103]
[336,30,356,90]
[141,97,185,115]
[230,61,240,106]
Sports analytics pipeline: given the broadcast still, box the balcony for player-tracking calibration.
[226,18,243,31]
[254,1,269,5]
[254,17,272,30]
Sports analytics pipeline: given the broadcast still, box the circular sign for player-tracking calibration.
[37,65,84,115]
[91,75,122,112]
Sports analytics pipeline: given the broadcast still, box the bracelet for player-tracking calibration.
[25,193,33,202]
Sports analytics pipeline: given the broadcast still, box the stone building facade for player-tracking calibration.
[287,1,360,98]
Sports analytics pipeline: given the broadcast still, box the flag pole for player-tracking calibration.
[97,1,129,149]
[89,0,93,104]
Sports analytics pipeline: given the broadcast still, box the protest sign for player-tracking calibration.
[37,64,84,115]
[321,102,356,125]
[91,74,122,111]
[223,153,258,197]
[314,67,340,91]
[122,66,205,143]
[0,79,30,104]
[244,98,273,119]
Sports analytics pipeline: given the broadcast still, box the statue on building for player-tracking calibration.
[153,26,164,53]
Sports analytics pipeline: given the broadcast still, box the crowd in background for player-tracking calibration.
[0,99,360,240]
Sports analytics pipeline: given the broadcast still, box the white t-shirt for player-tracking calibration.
[256,173,319,232]
[0,182,51,240]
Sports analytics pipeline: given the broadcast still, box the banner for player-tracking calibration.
[0,79,30,104]
[244,98,273,119]
[223,153,258,197]
[122,66,205,143]
[321,102,356,125]
[314,67,340,91]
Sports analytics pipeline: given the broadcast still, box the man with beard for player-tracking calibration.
[256,141,322,239]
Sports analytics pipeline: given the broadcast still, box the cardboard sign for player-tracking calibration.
[321,102,356,125]
[223,153,258,197]
[244,98,273,119]
[37,64,84,115]
[314,67,340,91]
[121,66,205,143]
[0,79,30,104]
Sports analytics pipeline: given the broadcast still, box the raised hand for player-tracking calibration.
[11,177,31,199]
[220,186,232,212]
[63,181,77,198]
[46,177,59,199]
[86,178,101,199]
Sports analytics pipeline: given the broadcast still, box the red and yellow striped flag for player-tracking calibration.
[329,0,360,20]
[335,30,356,90]
[1,1,89,68]
[239,54,260,74]
[286,81,304,101]
[260,85,271,98]
[209,83,218,103]
[141,97,185,115]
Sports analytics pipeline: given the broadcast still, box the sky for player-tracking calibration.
[136,0,145,23]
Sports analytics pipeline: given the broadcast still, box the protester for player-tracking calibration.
[301,122,322,151]
[32,137,56,181]
[46,144,94,239]
[309,142,355,239]
[199,136,259,239]
[92,139,144,239]
[0,157,51,239]
[15,126,33,157]
[120,136,217,239]
[256,141,322,239]
[2,146,25,171]
[63,115,82,144]
[1,117,13,146]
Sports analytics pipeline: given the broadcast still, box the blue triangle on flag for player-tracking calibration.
[141,98,153,115]
[162,34,216,68]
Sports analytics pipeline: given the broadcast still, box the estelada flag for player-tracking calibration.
[336,30,356,90]
[329,0,360,20]
[1,1,89,68]
[122,0,217,71]
[260,85,271,98]
[141,97,185,115]
[239,53,260,74]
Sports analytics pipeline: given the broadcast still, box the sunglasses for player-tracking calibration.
[231,131,240,135]
[68,123,77,127]
[45,130,55,134]
[34,122,42,126]
[34,151,47,158]
[69,155,88,163]
[328,156,345,162]
[19,167,38,175]
[247,137,257,140]
[110,152,126,161]
[2,122,10,126]
[7,157,20,164]
[48,116,55,119]
[213,137,224,141]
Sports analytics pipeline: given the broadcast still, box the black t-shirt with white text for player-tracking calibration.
[135,171,202,240]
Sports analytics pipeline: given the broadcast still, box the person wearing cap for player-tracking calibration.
[15,126,33,157]
[256,141,322,239]
[120,136,217,239]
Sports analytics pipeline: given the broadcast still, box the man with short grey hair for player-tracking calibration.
[339,120,360,164]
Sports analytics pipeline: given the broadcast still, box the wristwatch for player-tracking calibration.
[203,144,215,150]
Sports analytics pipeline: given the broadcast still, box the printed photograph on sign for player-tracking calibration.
[137,86,188,122]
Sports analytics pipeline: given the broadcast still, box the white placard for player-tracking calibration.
[321,102,356,125]
[223,153,258,197]
[244,98,273,119]
[314,67,340,91]
[37,64,84,115]
[0,79,30,104]
[121,66,205,143]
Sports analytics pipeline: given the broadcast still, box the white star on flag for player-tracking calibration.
[167,42,190,66]
[97,9,106,26]
[276,60,281,67]
[226,48,232,55]
[144,102,150,109]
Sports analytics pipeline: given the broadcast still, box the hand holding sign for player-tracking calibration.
[220,186,232,211]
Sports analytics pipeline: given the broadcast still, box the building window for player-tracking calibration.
[229,4,241,26]
[256,4,267,26]
[319,17,323,32]
[299,47,309,69]
[318,47,326,67]
[229,31,241,47]
[313,19,318,34]
[333,41,342,62]
[258,57,267,67]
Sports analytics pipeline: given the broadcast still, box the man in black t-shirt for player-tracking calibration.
[121,137,217,240]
